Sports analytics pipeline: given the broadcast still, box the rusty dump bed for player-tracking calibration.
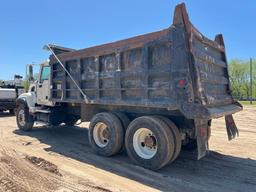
[49,3,242,120]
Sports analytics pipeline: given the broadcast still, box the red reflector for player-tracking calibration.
[178,79,186,87]
[200,127,206,137]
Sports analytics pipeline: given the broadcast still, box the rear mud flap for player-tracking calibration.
[195,119,209,159]
[225,115,239,140]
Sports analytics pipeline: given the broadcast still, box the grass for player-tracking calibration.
[238,100,256,106]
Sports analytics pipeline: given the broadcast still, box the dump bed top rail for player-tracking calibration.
[52,29,170,60]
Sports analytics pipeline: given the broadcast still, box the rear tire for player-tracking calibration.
[113,112,130,152]
[125,116,175,170]
[113,112,130,130]
[16,103,34,131]
[89,112,124,157]
[155,116,181,162]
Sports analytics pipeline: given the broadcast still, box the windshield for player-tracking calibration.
[40,66,50,83]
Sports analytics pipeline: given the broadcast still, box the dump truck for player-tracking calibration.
[0,75,24,114]
[0,88,17,114]
[16,3,242,170]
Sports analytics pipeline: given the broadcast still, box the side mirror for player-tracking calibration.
[28,65,34,82]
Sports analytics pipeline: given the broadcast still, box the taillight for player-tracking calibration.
[178,79,186,88]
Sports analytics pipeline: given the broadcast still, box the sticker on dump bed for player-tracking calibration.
[57,84,62,90]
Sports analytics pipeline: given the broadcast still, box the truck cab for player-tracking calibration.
[16,46,79,131]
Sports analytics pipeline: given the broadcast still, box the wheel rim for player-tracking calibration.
[133,128,158,159]
[93,122,110,148]
[18,109,26,126]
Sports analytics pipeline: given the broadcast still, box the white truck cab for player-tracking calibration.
[16,45,79,131]
[36,62,54,106]
[18,61,53,111]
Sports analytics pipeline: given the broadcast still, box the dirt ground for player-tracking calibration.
[0,106,255,192]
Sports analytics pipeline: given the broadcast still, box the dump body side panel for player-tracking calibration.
[50,29,188,110]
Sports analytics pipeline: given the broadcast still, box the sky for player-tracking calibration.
[0,0,255,80]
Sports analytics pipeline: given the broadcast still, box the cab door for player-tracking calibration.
[37,65,54,106]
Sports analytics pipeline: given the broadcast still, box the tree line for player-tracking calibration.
[228,59,256,100]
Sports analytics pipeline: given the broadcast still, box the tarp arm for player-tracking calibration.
[46,44,90,103]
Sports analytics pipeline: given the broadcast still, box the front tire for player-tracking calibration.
[125,116,175,170]
[16,103,34,131]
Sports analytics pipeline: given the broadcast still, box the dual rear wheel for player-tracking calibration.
[89,113,181,170]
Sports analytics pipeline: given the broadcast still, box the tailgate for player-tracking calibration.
[173,3,242,119]
[173,3,242,160]
[190,30,243,116]
[190,28,233,107]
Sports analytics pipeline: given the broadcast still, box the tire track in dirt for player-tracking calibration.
[0,144,113,192]
[0,107,256,192]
